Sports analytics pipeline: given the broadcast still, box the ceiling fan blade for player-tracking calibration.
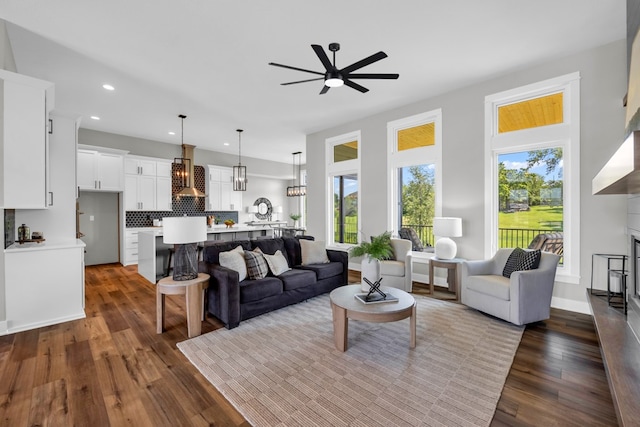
[268,62,324,76]
[345,73,399,80]
[311,44,333,71]
[343,79,369,93]
[340,51,388,74]
[281,77,325,86]
[320,85,330,95]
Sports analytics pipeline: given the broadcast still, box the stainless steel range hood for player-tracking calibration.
[175,144,206,198]
[593,131,640,195]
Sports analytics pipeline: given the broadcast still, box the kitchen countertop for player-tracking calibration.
[136,224,277,237]
[5,239,86,252]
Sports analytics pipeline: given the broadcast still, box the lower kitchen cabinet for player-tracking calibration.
[3,241,86,334]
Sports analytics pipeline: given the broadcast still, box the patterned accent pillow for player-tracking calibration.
[244,249,269,280]
[263,250,291,276]
[502,247,524,278]
[300,240,330,265]
[218,245,247,282]
[516,249,541,272]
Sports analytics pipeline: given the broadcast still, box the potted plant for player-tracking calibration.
[290,214,301,227]
[349,231,393,292]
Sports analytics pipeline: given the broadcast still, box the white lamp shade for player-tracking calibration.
[433,217,462,238]
[274,206,283,213]
[162,216,207,244]
[247,205,259,213]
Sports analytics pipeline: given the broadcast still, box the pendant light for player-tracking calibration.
[173,114,206,198]
[287,151,306,197]
[233,129,247,191]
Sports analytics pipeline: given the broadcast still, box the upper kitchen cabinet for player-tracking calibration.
[77,145,126,192]
[124,155,172,211]
[0,70,54,209]
[206,165,242,211]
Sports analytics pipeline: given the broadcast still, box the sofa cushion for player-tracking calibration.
[203,240,251,265]
[251,238,289,262]
[218,245,247,281]
[466,274,511,301]
[502,247,524,278]
[300,240,329,265]
[244,249,269,280]
[283,236,314,267]
[380,260,405,277]
[278,269,317,291]
[263,250,291,276]
[298,262,343,280]
[240,277,283,303]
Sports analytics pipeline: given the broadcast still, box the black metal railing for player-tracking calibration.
[498,227,560,249]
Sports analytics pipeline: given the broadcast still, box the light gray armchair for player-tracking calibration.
[380,238,413,292]
[461,248,560,326]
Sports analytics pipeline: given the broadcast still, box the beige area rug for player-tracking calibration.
[178,294,524,427]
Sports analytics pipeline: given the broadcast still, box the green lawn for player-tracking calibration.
[499,205,562,248]
[499,205,563,230]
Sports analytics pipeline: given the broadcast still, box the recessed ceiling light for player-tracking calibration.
[102,84,115,91]
[90,116,100,120]
[224,142,230,146]
[168,131,176,135]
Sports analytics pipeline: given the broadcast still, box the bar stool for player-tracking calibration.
[165,247,174,277]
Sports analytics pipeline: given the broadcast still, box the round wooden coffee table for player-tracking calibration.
[329,284,416,351]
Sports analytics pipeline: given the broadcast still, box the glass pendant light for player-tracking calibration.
[233,129,247,191]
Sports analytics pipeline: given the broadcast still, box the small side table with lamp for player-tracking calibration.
[431,217,464,301]
[157,216,210,338]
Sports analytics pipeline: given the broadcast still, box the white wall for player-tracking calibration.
[307,40,628,311]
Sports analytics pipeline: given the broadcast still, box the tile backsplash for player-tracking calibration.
[125,205,238,228]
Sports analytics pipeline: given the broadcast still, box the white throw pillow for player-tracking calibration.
[263,250,291,276]
[219,245,247,281]
[300,240,330,265]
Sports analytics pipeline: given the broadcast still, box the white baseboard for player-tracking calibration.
[551,296,591,315]
[1,312,86,336]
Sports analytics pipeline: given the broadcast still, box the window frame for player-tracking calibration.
[484,72,580,284]
[387,109,443,234]
[326,130,361,246]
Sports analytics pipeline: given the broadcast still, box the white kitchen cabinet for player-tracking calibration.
[124,228,142,265]
[125,157,156,176]
[206,165,242,211]
[124,156,172,211]
[4,242,86,334]
[0,69,54,209]
[77,147,125,191]
[125,174,155,210]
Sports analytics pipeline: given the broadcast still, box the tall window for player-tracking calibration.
[326,131,360,245]
[485,73,579,283]
[388,110,442,243]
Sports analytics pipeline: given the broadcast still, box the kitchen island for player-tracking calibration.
[137,223,283,283]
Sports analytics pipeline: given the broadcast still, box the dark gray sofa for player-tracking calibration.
[199,236,348,329]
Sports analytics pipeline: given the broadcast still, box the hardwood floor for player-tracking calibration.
[0,265,616,426]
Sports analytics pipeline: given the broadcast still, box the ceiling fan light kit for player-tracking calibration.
[269,42,398,94]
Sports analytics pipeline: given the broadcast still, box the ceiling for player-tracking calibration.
[0,1,626,165]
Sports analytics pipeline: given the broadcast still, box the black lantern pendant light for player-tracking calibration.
[173,114,206,198]
[287,151,306,197]
[233,129,247,191]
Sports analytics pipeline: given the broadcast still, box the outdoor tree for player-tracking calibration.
[402,165,435,226]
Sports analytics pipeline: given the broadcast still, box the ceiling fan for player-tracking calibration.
[268,42,399,94]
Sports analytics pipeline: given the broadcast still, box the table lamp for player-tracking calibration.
[433,217,462,260]
[247,205,259,220]
[163,216,207,281]
[273,205,283,221]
